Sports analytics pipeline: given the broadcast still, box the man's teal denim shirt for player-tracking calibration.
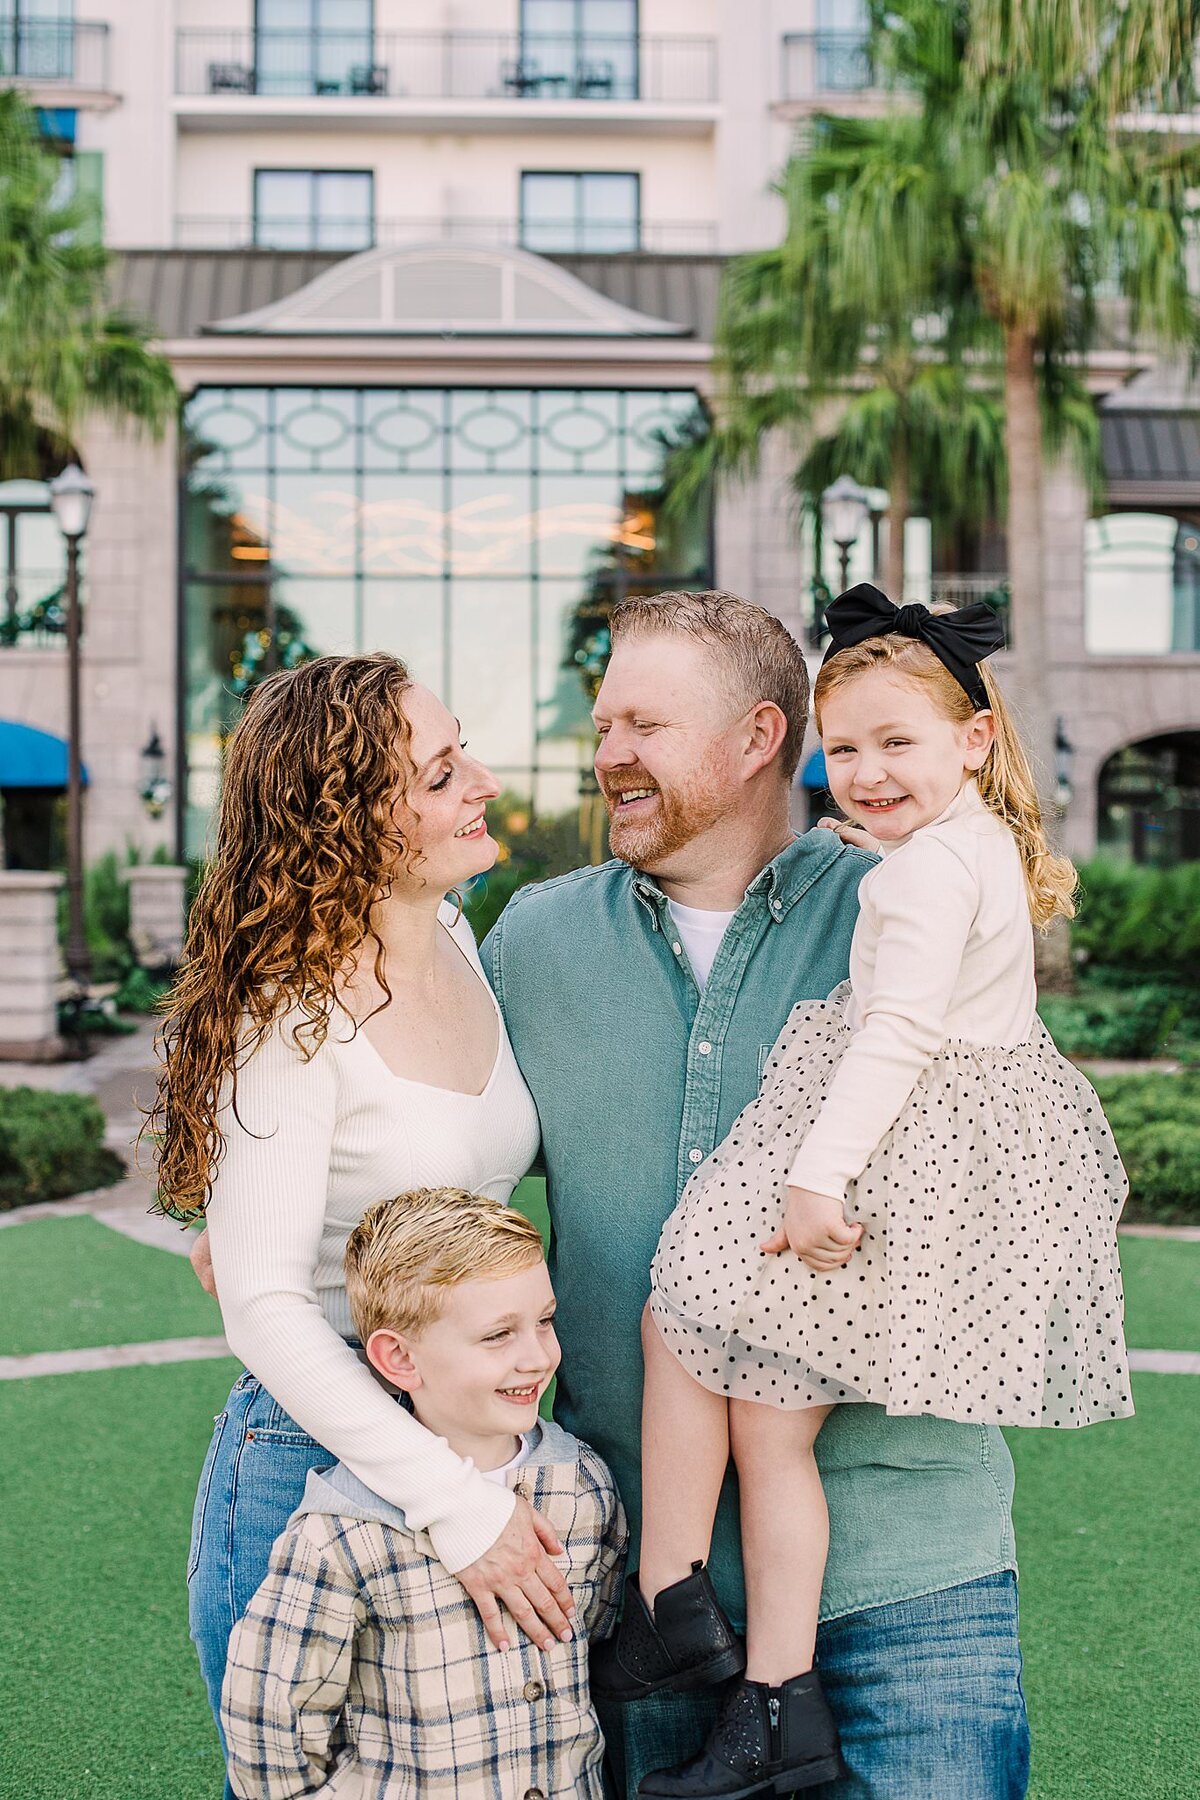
[483,829,1016,1627]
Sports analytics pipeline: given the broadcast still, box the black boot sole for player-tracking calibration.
[638,1751,847,1799]
[594,1639,747,1705]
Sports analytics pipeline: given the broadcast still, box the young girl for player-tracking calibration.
[596,585,1133,1799]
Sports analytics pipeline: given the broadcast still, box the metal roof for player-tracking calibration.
[108,249,725,343]
[1100,407,1200,500]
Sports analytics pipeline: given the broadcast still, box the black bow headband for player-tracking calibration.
[822,583,1006,710]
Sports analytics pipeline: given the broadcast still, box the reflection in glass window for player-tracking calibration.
[255,0,373,97]
[1084,511,1200,653]
[182,385,711,856]
[520,0,639,100]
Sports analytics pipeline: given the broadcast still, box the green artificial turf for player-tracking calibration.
[0,1214,221,1357]
[1118,1235,1200,1352]
[1008,1375,1200,1800]
[0,1356,240,1800]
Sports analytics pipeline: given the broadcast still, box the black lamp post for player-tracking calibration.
[49,462,95,1049]
[1055,717,1075,816]
[821,473,871,592]
[139,725,172,819]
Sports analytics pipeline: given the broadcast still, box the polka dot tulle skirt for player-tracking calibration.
[650,983,1134,1428]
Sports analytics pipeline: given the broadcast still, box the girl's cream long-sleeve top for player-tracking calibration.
[205,903,541,1572]
[789,781,1038,1202]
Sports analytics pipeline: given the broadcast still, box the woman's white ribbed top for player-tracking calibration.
[204,903,541,1572]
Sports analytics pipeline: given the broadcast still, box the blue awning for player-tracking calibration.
[0,720,88,789]
[800,747,828,791]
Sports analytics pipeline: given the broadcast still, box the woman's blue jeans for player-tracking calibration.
[187,1371,333,1798]
[604,1572,1030,1800]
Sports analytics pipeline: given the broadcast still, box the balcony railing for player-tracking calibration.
[173,214,719,253]
[781,31,875,102]
[0,19,110,91]
[175,30,717,104]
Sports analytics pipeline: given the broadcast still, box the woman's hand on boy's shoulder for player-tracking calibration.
[457,1496,577,1654]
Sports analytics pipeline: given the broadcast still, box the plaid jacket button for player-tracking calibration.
[522,1679,544,1702]
[523,1789,546,1799]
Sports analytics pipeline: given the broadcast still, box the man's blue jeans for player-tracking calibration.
[187,1371,332,1799]
[604,1573,1029,1800]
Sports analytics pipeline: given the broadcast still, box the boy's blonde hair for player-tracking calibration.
[345,1188,546,1342]
[813,627,1078,931]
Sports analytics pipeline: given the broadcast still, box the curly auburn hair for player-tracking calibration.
[146,653,418,1222]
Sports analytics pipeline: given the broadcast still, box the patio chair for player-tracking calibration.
[575,58,615,98]
[501,56,543,96]
[207,61,255,94]
[348,62,388,95]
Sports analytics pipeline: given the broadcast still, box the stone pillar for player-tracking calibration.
[127,864,189,969]
[0,871,65,1061]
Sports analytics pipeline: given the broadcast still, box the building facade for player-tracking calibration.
[1,0,1198,869]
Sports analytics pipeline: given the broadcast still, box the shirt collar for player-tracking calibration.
[628,829,857,931]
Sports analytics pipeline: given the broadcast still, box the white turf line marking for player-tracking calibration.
[0,1340,1195,1382]
[0,1335,231,1380]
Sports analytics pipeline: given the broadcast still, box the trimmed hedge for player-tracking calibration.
[0,1087,125,1210]
[1094,1074,1200,1224]
[1039,982,1199,1062]
[1074,859,1200,981]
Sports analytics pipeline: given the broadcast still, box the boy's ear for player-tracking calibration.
[366,1327,422,1392]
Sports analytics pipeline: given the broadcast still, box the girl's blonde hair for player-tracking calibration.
[145,653,419,1222]
[813,629,1077,931]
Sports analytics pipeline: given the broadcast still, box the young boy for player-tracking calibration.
[220,1187,627,1800]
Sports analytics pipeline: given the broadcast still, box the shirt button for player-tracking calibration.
[688,1148,703,1164]
[523,1679,545,1703]
[698,1041,712,1055]
[770,900,783,918]
[671,941,683,955]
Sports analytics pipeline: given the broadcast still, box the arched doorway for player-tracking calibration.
[1097,731,1200,865]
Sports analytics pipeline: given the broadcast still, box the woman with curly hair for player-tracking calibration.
[149,654,574,1784]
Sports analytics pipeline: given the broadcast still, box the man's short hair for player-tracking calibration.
[609,590,810,778]
[345,1188,546,1342]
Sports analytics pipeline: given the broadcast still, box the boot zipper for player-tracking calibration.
[767,1694,781,1762]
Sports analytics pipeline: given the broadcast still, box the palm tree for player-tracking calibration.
[874,0,1200,821]
[0,90,176,479]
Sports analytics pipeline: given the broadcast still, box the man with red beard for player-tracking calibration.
[484,591,1029,1800]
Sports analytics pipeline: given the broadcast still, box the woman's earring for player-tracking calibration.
[446,888,465,927]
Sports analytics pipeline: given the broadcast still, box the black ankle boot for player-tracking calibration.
[636,1668,846,1798]
[591,1562,746,1703]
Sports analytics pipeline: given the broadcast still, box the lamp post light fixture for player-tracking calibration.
[139,726,172,819]
[821,473,871,592]
[49,461,95,1051]
[1054,717,1075,816]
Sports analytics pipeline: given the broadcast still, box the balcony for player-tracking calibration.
[779,31,885,112]
[0,19,114,109]
[173,29,718,129]
[172,214,719,253]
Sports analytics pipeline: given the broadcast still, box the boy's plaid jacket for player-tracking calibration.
[221,1419,627,1800]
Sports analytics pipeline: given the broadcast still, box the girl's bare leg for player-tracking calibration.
[730,1398,833,1681]
[638,1304,730,1605]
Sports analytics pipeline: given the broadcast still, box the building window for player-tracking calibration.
[255,0,373,98]
[2,0,75,80]
[520,173,639,253]
[520,0,639,100]
[1085,511,1200,653]
[253,170,373,250]
[181,384,711,856]
[1098,733,1200,865]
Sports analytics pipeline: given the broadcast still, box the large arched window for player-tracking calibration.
[1085,511,1200,653]
[181,383,711,858]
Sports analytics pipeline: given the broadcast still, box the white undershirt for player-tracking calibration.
[481,1433,534,1485]
[665,898,738,991]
